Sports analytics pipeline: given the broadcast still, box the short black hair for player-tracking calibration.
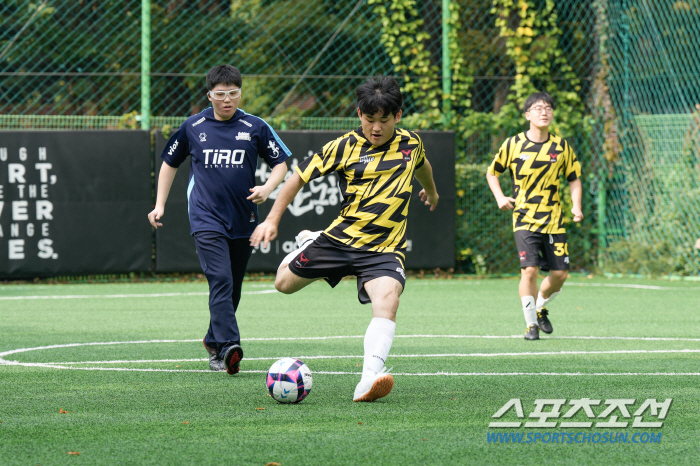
[523,92,555,113]
[206,65,242,91]
[356,76,403,117]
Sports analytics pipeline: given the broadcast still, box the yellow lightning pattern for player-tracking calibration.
[296,128,425,254]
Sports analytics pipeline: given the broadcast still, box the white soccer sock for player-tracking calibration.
[535,292,546,311]
[362,317,396,379]
[522,296,537,327]
[536,291,560,311]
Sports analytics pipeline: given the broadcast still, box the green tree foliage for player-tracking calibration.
[1,0,141,115]
[369,0,596,273]
[0,0,385,120]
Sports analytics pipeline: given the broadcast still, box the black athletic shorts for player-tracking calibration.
[287,233,406,304]
[514,230,570,271]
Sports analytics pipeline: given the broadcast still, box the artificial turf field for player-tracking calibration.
[1,276,698,465]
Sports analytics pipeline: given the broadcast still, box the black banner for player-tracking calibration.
[154,130,455,272]
[0,131,152,278]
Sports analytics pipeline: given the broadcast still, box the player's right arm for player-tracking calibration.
[251,136,344,247]
[249,171,306,248]
[148,126,189,228]
[148,162,178,228]
[486,140,516,211]
[486,172,515,211]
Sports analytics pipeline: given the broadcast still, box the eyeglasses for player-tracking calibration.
[528,106,554,114]
[208,89,242,100]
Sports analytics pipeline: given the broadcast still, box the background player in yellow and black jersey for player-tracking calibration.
[486,92,583,341]
[251,76,439,402]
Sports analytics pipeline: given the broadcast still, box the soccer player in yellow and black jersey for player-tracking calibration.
[487,92,583,341]
[250,76,439,402]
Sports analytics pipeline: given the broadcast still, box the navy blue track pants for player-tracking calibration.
[193,231,252,356]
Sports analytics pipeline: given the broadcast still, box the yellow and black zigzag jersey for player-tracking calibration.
[295,127,426,256]
[487,132,581,234]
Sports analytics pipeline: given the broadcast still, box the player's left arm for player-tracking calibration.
[250,122,292,204]
[569,178,583,222]
[414,158,439,211]
[564,141,584,222]
[247,161,288,205]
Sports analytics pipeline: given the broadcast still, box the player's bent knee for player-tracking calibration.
[376,294,400,310]
[274,274,294,294]
[275,268,313,294]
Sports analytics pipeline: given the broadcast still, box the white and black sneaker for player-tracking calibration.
[295,230,322,249]
[203,338,225,372]
[279,230,323,271]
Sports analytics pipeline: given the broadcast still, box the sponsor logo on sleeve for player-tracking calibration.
[268,140,280,158]
[192,117,206,127]
[240,119,253,127]
[167,140,179,156]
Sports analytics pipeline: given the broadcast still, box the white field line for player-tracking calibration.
[0,339,203,357]
[565,283,700,290]
[379,372,700,376]
[405,281,700,290]
[3,335,700,359]
[4,282,700,301]
[2,337,699,375]
[0,360,698,377]
[0,290,277,300]
[396,335,700,342]
[39,349,700,366]
[409,281,482,286]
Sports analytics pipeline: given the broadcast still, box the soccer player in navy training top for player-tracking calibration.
[250,76,440,402]
[486,92,583,341]
[148,65,290,374]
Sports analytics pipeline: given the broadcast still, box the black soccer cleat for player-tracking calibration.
[203,338,225,372]
[524,324,540,340]
[537,308,553,334]
[223,344,244,375]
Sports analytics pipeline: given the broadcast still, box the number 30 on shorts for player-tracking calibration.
[554,242,569,256]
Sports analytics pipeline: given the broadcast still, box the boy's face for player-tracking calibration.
[525,100,553,129]
[357,108,402,147]
[207,83,242,121]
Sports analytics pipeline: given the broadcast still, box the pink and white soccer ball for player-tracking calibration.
[266,357,313,403]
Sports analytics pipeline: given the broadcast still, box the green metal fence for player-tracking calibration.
[2,0,698,275]
[601,0,700,275]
